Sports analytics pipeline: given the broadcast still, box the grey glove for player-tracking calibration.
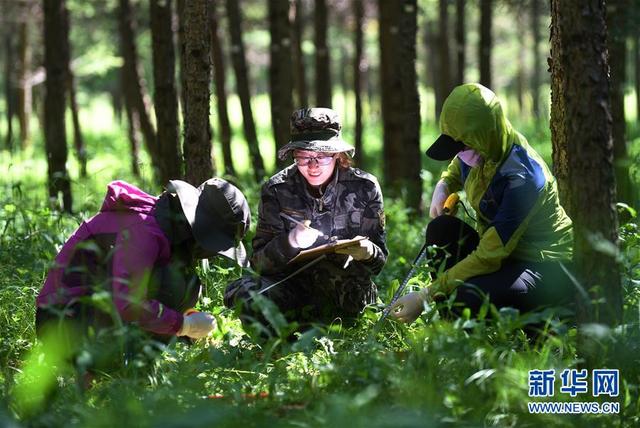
[288,221,322,249]
[178,311,216,339]
[389,288,430,324]
[429,180,450,219]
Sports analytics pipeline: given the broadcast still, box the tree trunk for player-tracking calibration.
[516,18,525,114]
[379,0,403,190]
[182,0,213,186]
[4,32,15,151]
[531,0,541,118]
[314,0,331,107]
[63,5,87,178]
[150,0,182,184]
[225,0,265,181]
[123,65,141,178]
[455,0,465,86]
[380,0,421,212]
[635,32,640,125]
[338,13,349,129]
[176,0,187,116]
[353,0,364,166]
[17,20,31,149]
[109,79,124,124]
[479,0,492,89]
[291,0,308,108]
[269,0,294,170]
[550,0,621,328]
[607,0,633,207]
[67,65,87,178]
[118,0,159,179]
[126,108,142,177]
[43,0,72,212]
[209,0,234,177]
[399,0,422,212]
[549,5,570,213]
[436,0,451,118]
[426,19,442,121]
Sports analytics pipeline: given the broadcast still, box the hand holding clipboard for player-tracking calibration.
[288,236,368,264]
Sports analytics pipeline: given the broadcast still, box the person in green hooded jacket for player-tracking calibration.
[390,83,574,323]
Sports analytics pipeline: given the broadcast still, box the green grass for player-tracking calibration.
[1,100,639,427]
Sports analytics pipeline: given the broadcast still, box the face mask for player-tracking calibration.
[457,149,483,167]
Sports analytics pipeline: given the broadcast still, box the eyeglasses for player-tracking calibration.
[294,154,335,166]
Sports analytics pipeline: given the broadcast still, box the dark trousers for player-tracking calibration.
[224,257,377,336]
[426,215,574,316]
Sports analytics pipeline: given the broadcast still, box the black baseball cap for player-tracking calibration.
[425,134,466,161]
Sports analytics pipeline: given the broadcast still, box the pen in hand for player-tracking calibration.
[280,212,328,240]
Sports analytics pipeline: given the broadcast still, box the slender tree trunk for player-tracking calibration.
[209,0,235,177]
[67,67,87,178]
[176,0,187,116]
[182,0,213,185]
[126,107,142,177]
[607,0,632,207]
[269,0,293,170]
[123,65,141,177]
[225,0,265,181]
[549,5,570,212]
[43,0,72,212]
[118,0,159,179]
[516,18,525,114]
[314,0,331,107]
[379,0,403,188]
[436,0,451,118]
[4,32,14,151]
[550,0,621,328]
[63,5,87,178]
[635,32,640,124]
[399,0,422,212]
[110,80,124,124]
[151,0,182,183]
[455,0,465,86]
[353,0,364,166]
[426,19,442,121]
[531,0,541,118]
[338,14,349,128]
[479,0,492,88]
[291,0,308,108]
[17,20,31,149]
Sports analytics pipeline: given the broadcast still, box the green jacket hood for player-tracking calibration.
[439,83,516,163]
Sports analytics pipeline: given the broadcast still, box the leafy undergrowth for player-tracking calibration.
[1,167,639,427]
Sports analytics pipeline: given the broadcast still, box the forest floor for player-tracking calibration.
[1,105,639,427]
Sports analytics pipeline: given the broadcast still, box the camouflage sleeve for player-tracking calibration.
[250,184,299,275]
[358,182,388,275]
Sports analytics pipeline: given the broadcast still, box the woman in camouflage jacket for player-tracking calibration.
[224,108,388,332]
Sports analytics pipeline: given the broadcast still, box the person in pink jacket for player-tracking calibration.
[36,178,250,368]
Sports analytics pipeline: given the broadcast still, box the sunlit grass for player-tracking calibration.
[1,92,639,427]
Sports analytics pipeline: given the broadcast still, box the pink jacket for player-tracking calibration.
[37,181,184,335]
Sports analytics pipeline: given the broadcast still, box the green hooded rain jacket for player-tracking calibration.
[435,83,573,292]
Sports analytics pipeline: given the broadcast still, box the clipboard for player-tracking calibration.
[288,236,367,264]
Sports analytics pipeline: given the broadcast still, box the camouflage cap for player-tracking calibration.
[277,108,355,160]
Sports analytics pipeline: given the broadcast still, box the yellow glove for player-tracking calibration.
[389,288,430,324]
